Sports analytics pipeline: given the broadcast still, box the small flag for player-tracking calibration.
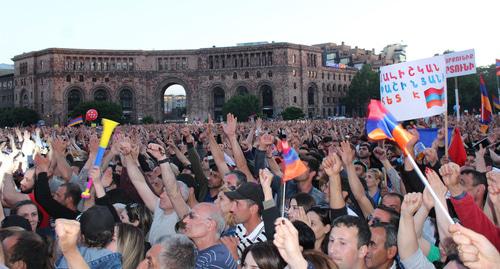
[493,95,500,110]
[479,75,492,133]
[366,100,413,155]
[424,87,445,108]
[68,116,83,127]
[496,59,500,76]
[448,128,467,166]
[278,140,307,182]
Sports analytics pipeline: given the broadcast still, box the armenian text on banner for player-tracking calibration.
[380,56,447,121]
[444,49,476,78]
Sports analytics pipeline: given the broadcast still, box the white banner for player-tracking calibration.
[380,56,447,121]
[445,49,476,78]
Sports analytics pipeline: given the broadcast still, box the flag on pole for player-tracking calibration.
[366,100,413,155]
[278,140,307,182]
[479,75,492,133]
[493,95,500,110]
[496,59,500,76]
[448,128,467,166]
[67,116,83,127]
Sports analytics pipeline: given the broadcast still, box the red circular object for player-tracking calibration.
[86,109,98,121]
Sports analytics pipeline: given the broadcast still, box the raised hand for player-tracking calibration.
[34,153,50,174]
[423,169,447,210]
[401,192,422,217]
[373,146,388,161]
[273,218,308,269]
[338,141,354,166]
[439,162,462,196]
[449,223,500,269]
[55,219,81,254]
[222,113,237,137]
[147,143,166,161]
[322,152,342,177]
[486,171,500,205]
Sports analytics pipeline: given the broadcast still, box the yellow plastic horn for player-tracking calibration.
[99,118,120,148]
[81,118,120,199]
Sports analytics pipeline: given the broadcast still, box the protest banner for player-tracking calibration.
[380,56,447,121]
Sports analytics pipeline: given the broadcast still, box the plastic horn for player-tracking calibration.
[81,118,119,199]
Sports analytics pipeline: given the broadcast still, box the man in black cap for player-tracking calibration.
[55,205,122,268]
[221,182,267,263]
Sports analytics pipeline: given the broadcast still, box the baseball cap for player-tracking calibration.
[224,182,264,211]
[1,215,32,231]
[79,206,115,243]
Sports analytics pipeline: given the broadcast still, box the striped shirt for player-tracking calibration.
[195,243,237,269]
[235,222,267,258]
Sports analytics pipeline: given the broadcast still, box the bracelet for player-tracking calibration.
[158,158,169,164]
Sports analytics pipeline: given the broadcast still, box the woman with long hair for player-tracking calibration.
[108,223,145,269]
[307,207,332,253]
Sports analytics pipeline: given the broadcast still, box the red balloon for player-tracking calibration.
[86,109,98,121]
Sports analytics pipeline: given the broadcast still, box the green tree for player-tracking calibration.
[281,106,305,120]
[0,107,40,127]
[222,94,260,121]
[70,101,123,123]
[141,116,155,124]
[342,64,379,116]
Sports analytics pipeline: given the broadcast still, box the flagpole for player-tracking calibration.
[454,77,460,122]
[406,154,455,225]
[280,182,287,218]
[444,113,449,160]
[497,75,499,114]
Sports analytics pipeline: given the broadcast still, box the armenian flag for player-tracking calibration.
[278,140,307,182]
[494,95,500,110]
[496,59,500,76]
[366,100,413,155]
[479,75,492,133]
[424,87,445,108]
[68,116,83,127]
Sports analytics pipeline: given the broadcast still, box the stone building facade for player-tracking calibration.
[12,42,357,124]
[0,72,14,109]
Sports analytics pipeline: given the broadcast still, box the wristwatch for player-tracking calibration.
[158,158,170,164]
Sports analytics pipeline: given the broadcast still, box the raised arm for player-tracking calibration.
[205,116,230,177]
[338,141,374,218]
[0,153,29,207]
[323,152,346,210]
[147,143,190,218]
[120,139,158,212]
[52,137,73,182]
[223,113,256,182]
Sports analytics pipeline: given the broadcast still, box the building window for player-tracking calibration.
[244,72,249,79]
[94,89,108,102]
[67,89,82,112]
[344,74,346,81]
[120,89,133,111]
[92,77,97,82]
[105,77,109,82]
[233,72,237,79]
[293,96,297,103]
[256,71,261,78]
[268,71,273,78]
[79,75,84,82]
[294,82,297,89]
[66,75,71,82]
[209,75,214,80]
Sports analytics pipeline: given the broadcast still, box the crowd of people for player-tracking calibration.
[0,112,498,269]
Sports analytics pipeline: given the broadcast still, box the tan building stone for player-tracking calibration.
[12,43,358,124]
